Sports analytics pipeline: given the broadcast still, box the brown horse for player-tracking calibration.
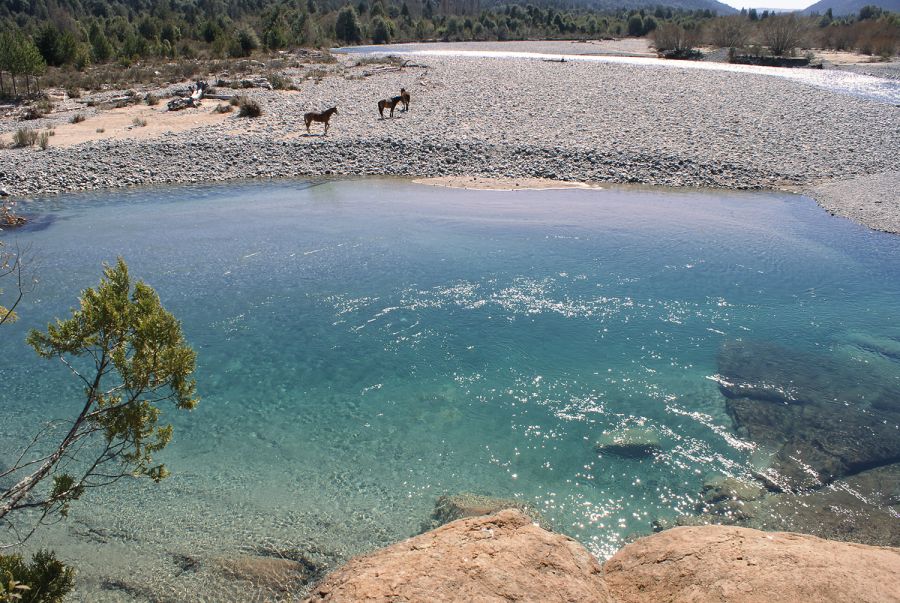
[400,88,410,112]
[378,96,403,118]
[304,106,338,134]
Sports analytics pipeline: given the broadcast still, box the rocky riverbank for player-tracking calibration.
[1,44,898,232]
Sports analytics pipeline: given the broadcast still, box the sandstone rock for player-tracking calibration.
[305,509,611,603]
[604,525,900,603]
[426,492,543,531]
[594,427,661,458]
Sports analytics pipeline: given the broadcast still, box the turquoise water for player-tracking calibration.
[1,179,899,600]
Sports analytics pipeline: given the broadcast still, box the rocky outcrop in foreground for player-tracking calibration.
[305,509,612,602]
[605,525,900,603]
[305,511,900,603]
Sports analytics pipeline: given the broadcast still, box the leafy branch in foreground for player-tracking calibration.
[0,258,198,544]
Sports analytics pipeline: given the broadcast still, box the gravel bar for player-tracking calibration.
[2,52,898,231]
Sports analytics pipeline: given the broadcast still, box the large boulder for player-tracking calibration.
[305,509,611,603]
[604,525,900,603]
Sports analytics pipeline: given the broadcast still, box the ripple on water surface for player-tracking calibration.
[1,179,899,600]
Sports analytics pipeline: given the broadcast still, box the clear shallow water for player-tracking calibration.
[336,43,900,104]
[1,180,899,599]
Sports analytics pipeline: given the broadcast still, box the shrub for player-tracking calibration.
[95,127,105,133]
[145,93,160,106]
[70,113,86,124]
[268,73,289,90]
[763,15,806,56]
[653,23,699,53]
[708,15,750,49]
[238,97,261,117]
[229,95,241,106]
[132,117,147,127]
[38,131,50,150]
[66,87,81,99]
[213,103,233,113]
[12,128,38,148]
[0,550,75,603]
[22,100,53,120]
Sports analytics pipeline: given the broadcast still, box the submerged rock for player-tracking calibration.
[717,340,900,489]
[701,475,766,505]
[594,427,661,458]
[305,509,611,602]
[750,463,900,547]
[215,554,318,594]
[604,525,900,603]
[426,493,543,531]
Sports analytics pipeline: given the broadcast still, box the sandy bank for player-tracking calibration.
[413,175,599,190]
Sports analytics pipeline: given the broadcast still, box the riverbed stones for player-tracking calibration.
[594,427,661,458]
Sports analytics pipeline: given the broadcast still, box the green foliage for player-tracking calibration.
[34,25,80,68]
[234,28,260,57]
[0,31,46,96]
[372,16,395,44]
[12,128,38,148]
[335,7,363,44]
[0,550,74,603]
[627,14,644,36]
[21,258,198,513]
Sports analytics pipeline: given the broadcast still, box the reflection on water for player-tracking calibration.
[1,180,898,600]
[336,43,900,104]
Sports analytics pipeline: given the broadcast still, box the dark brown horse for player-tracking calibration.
[304,106,338,134]
[400,88,410,112]
[378,96,403,118]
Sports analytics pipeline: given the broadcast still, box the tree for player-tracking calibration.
[627,14,643,36]
[372,16,394,43]
[335,6,363,44]
[0,259,198,542]
[653,22,699,53]
[0,32,46,97]
[708,15,750,48]
[763,14,805,56]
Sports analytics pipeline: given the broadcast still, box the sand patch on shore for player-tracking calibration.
[414,176,599,191]
[3,102,231,148]
[814,50,895,66]
[805,171,900,234]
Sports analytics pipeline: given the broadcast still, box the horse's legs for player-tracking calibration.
[324,120,329,135]
[379,104,384,119]
[305,119,310,133]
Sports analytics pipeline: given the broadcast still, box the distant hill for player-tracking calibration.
[493,0,739,13]
[801,0,900,15]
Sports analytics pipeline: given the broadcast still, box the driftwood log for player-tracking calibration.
[167,81,208,111]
